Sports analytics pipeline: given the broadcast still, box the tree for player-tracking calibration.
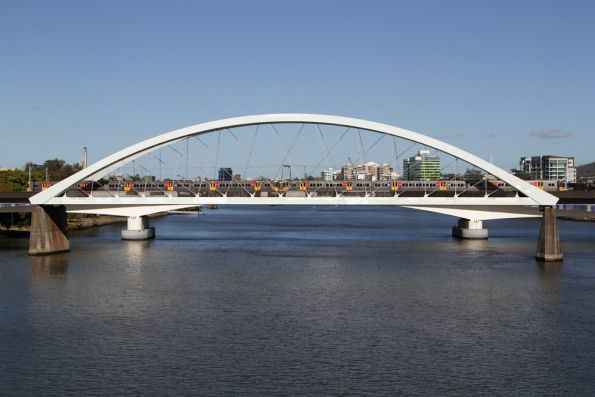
[463,168,484,182]
[43,158,81,180]
[0,169,29,191]
[0,159,83,192]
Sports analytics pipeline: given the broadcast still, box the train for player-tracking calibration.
[30,178,563,198]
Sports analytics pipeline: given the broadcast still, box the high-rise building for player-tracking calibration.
[339,161,395,181]
[355,162,378,181]
[321,168,334,181]
[403,150,440,180]
[218,167,233,181]
[377,163,395,180]
[340,163,355,181]
[515,155,576,183]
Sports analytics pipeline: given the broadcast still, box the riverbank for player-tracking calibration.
[556,210,595,222]
[67,215,127,230]
[0,215,127,238]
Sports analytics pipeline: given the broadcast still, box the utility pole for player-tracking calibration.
[82,147,88,168]
[27,164,32,192]
[283,164,291,179]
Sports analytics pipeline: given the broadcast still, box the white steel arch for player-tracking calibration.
[30,114,558,214]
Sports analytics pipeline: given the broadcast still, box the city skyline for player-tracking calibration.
[1,0,594,170]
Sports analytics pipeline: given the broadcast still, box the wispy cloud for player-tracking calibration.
[530,129,572,139]
[435,133,465,140]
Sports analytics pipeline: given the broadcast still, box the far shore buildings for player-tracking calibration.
[513,155,576,183]
[337,162,397,181]
[218,167,233,181]
[321,168,334,181]
[402,150,441,180]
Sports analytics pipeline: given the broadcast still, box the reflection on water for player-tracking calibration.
[29,253,69,285]
[537,261,563,280]
[123,240,153,270]
[0,237,29,250]
[1,206,594,396]
[452,237,491,251]
[537,261,562,296]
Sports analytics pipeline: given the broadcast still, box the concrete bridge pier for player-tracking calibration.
[121,215,155,240]
[29,205,70,255]
[452,218,488,239]
[536,207,563,262]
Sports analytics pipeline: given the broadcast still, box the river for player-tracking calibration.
[1,206,594,396]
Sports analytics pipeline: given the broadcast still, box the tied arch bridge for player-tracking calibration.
[28,114,562,261]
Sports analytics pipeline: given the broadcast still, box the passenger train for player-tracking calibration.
[31,178,562,197]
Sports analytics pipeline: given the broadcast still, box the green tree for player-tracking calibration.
[0,169,29,191]
[464,168,484,181]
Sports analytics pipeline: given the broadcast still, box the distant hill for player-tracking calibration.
[577,162,595,179]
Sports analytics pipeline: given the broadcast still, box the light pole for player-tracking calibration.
[282,164,291,180]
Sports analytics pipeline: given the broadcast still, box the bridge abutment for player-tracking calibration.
[29,205,70,255]
[452,218,488,239]
[121,216,155,240]
[536,207,563,262]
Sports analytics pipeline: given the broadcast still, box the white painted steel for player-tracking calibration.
[56,195,542,220]
[29,114,558,219]
[30,114,557,205]
[403,206,540,220]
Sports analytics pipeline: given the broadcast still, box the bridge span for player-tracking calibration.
[24,114,562,261]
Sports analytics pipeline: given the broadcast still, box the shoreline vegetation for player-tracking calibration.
[557,212,595,222]
[0,209,200,238]
[0,215,127,238]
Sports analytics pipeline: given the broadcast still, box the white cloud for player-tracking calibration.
[530,129,572,139]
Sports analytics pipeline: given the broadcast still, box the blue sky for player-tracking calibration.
[1,0,594,171]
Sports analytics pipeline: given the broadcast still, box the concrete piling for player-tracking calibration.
[536,207,563,262]
[28,205,70,255]
[452,218,489,239]
[121,215,155,240]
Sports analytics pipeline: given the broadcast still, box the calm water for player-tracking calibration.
[1,206,594,396]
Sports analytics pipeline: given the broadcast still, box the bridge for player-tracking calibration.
[24,114,562,260]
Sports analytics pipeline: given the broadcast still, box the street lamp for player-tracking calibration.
[282,164,292,180]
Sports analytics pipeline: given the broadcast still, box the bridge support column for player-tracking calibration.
[29,205,70,255]
[452,219,488,239]
[121,215,155,240]
[536,207,563,262]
